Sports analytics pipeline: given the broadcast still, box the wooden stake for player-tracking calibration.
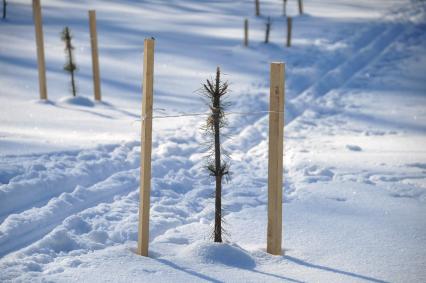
[255,0,260,16]
[244,19,248,47]
[267,62,285,256]
[89,10,101,101]
[286,17,292,47]
[298,0,304,15]
[137,38,155,257]
[32,0,47,100]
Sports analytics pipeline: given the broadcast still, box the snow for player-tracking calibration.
[1,0,426,282]
[59,96,96,107]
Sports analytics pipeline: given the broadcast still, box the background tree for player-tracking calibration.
[61,27,77,97]
[2,0,6,20]
[201,67,230,243]
[265,16,271,43]
[283,0,287,17]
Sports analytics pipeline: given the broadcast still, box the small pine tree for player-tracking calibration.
[61,27,77,97]
[201,67,230,243]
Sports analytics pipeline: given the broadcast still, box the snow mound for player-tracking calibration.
[181,241,256,269]
[59,96,95,107]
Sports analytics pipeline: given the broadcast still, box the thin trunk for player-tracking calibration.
[214,174,222,242]
[3,0,6,19]
[287,17,292,47]
[283,0,287,17]
[255,0,260,16]
[265,17,271,43]
[244,19,248,47]
[70,66,76,97]
[213,67,222,243]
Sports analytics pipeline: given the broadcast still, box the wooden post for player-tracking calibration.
[286,17,292,47]
[244,19,248,47]
[298,0,303,15]
[267,62,285,256]
[137,38,155,257]
[255,0,260,16]
[89,10,101,101]
[32,0,47,100]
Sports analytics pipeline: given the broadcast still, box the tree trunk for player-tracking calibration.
[70,66,76,97]
[214,174,222,242]
[3,0,6,19]
[283,0,287,17]
[265,17,271,43]
[213,68,222,243]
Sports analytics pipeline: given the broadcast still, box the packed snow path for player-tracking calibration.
[1,0,425,282]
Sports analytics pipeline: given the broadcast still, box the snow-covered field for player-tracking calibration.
[1,0,425,282]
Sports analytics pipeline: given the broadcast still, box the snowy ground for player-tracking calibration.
[1,0,426,282]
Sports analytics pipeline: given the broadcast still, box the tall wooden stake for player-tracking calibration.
[32,0,47,100]
[89,10,101,101]
[286,17,292,47]
[267,62,285,255]
[255,0,260,16]
[137,38,155,257]
[298,0,304,15]
[244,19,248,47]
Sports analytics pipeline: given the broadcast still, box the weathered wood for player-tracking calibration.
[267,62,285,255]
[89,10,101,101]
[137,38,155,257]
[286,17,292,47]
[244,19,248,47]
[298,0,304,15]
[32,0,47,100]
[255,0,260,16]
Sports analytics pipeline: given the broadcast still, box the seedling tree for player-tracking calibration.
[201,67,230,243]
[61,27,77,97]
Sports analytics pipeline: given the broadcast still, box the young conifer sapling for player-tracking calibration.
[201,67,230,243]
[61,26,77,97]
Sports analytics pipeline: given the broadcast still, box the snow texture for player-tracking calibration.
[0,0,425,282]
